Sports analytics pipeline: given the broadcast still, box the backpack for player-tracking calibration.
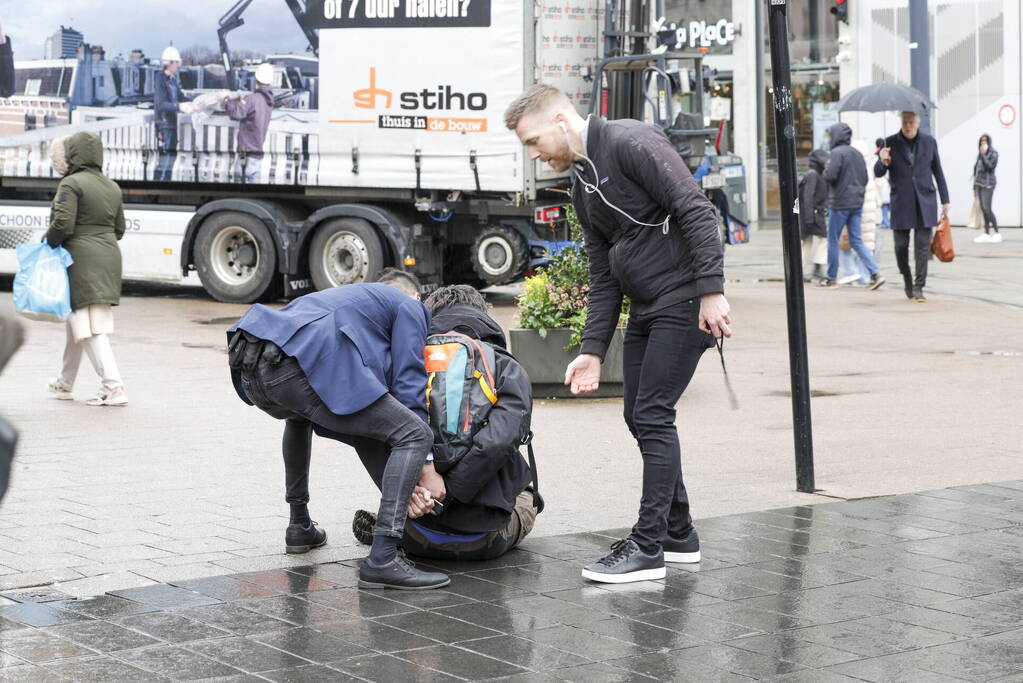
[422,332,541,506]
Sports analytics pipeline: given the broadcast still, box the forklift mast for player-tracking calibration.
[218,0,320,91]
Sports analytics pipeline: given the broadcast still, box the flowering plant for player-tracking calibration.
[516,207,628,349]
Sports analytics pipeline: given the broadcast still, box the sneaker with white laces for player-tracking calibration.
[86,387,128,406]
[974,233,992,243]
[47,378,73,400]
[582,539,666,583]
[990,232,1003,243]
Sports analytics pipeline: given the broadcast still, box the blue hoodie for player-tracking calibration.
[822,122,868,210]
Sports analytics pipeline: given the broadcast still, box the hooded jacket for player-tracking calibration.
[799,149,829,239]
[416,304,534,534]
[225,85,274,155]
[973,133,998,188]
[822,122,868,210]
[44,132,126,310]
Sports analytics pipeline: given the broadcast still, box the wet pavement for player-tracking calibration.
[4,483,1023,681]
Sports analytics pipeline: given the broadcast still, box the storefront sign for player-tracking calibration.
[655,16,736,51]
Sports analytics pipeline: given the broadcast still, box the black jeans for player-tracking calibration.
[240,354,432,539]
[155,125,177,181]
[976,185,997,232]
[623,298,713,554]
[893,227,933,289]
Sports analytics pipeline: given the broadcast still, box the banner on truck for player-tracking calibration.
[304,0,492,29]
[318,1,523,191]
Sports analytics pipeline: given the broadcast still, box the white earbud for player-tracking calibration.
[558,121,568,134]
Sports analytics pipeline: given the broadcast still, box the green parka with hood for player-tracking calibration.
[44,132,125,310]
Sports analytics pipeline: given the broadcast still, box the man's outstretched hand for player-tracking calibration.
[564,353,601,395]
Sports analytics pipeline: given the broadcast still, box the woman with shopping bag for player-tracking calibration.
[43,131,128,406]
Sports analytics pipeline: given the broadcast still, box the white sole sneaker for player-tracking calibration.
[664,550,702,564]
[581,566,666,583]
[86,391,128,406]
[47,380,73,400]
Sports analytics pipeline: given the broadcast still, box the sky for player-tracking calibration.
[0,0,311,61]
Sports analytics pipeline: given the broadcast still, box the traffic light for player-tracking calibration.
[831,0,849,25]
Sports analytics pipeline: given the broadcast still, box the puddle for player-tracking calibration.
[182,343,227,353]
[950,350,1022,357]
[766,389,848,398]
[194,317,239,326]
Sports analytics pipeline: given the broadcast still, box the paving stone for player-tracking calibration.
[0,590,71,605]
[260,664,363,682]
[187,636,309,673]
[174,603,294,636]
[251,627,371,662]
[330,653,461,682]
[114,644,244,680]
[455,634,592,670]
[44,620,160,652]
[113,611,231,643]
[41,655,164,682]
[373,610,501,644]
[396,644,529,679]
[107,584,222,610]
[47,596,158,621]
[300,588,417,618]
[0,630,94,663]
[0,664,67,682]
[0,603,92,628]
[170,576,282,601]
[520,625,653,662]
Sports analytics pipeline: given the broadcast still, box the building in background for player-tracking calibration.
[43,27,83,60]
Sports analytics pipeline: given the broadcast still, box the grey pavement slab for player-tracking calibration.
[0,485,1020,679]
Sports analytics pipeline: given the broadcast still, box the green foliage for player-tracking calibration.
[516,206,628,349]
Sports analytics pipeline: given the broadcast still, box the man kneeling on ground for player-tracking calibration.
[351,285,543,561]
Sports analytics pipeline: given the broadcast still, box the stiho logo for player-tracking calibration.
[354,68,487,111]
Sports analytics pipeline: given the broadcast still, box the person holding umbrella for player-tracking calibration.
[875,111,950,302]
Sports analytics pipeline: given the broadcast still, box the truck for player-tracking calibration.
[0,0,748,303]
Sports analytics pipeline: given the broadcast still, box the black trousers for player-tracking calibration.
[239,354,432,539]
[623,298,713,554]
[893,227,933,289]
[976,185,998,232]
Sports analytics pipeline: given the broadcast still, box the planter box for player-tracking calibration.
[509,327,625,398]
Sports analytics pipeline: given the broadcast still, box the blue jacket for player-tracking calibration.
[874,131,949,230]
[822,122,867,210]
[153,71,190,128]
[228,284,431,419]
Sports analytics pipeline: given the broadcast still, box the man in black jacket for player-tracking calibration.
[875,111,950,302]
[350,285,540,561]
[506,84,730,584]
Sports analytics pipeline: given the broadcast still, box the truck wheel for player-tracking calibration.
[194,212,277,303]
[472,225,528,285]
[308,218,384,290]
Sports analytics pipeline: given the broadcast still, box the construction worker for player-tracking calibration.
[152,46,192,181]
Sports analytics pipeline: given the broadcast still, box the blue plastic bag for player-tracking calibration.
[13,242,74,322]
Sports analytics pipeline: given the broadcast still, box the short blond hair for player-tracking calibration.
[504,84,572,131]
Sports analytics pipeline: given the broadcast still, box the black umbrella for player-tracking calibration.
[837,83,937,114]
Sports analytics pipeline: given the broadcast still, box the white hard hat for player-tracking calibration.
[255,63,274,86]
[161,46,181,64]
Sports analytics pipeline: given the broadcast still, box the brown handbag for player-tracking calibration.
[931,216,954,262]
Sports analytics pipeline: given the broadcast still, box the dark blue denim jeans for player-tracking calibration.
[827,207,879,281]
[240,355,432,538]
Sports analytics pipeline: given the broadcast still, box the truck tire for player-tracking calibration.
[194,212,277,303]
[471,225,528,286]
[308,218,384,291]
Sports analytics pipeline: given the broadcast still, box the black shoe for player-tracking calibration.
[581,539,665,584]
[352,509,376,546]
[358,550,450,590]
[904,279,914,300]
[868,272,886,290]
[818,279,838,288]
[663,529,701,564]
[285,521,327,554]
[913,287,927,303]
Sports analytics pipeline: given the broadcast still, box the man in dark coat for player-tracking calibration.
[0,22,14,100]
[799,148,830,281]
[875,111,950,301]
[820,122,884,290]
[506,84,729,584]
[152,46,192,181]
[227,272,450,591]
[350,285,541,561]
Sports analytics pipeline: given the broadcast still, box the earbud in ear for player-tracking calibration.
[558,121,568,134]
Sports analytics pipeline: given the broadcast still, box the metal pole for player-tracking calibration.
[909,0,931,133]
[766,0,816,493]
[754,0,766,218]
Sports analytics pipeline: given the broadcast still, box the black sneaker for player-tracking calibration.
[352,509,376,546]
[818,279,838,288]
[581,539,665,584]
[358,550,450,590]
[904,278,914,300]
[663,529,701,564]
[868,272,886,290]
[285,521,327,554]
[913,287,927,303]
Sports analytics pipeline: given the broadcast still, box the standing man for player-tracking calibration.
[224,63,274,183]
[227,271,450,590]
[505,85,730,584]
[875,111,950,302]
[819,122,885,290]
[0,20,14,99]
[152,46,192,181]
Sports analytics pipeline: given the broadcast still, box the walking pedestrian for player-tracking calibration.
[819,122,885,290]
[44,132,128,406]
[153,46,192,181]
[972,133,1000,243]
[837,140,882,286]
[224,63,274,183]
[874,137,892,264]
[227,272,451,591]
[875,111,950,302]
[798,149,829,282]
[506,84,728,584]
